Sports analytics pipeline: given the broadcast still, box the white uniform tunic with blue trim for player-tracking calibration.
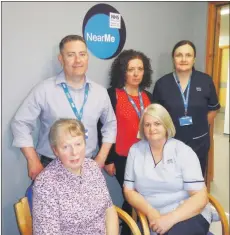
[124,138,211,225]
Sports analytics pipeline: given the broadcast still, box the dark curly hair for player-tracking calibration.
[109,49,153,90]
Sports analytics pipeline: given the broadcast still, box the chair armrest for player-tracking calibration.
[208,194,229,235]
[132,208,150,235]
[115,206,141,235]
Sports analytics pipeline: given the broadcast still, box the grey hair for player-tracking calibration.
[49,118,85,147]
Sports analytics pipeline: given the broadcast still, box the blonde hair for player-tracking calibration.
[139,103,176,140]
[49,119,85,147]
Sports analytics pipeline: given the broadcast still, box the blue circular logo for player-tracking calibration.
[82,4,126,60]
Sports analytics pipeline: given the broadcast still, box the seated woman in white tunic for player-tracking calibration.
[123,104,211,235]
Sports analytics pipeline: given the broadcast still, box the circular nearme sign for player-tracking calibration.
[82,3,126,60]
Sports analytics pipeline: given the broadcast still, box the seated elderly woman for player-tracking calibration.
[123,104,211,235]
[33,119,119,235]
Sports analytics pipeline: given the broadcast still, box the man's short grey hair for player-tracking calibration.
[59,35,86,52]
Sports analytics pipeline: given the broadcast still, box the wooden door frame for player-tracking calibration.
[205,1,229,192]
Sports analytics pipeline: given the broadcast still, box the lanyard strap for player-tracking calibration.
[123,87,144,119]
[173,72,191,116]
[61,82,89,121]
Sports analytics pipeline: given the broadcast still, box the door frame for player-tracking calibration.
[216,45,230,101]
[205,1,229,192]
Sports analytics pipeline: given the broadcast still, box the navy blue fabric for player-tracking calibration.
[163,214,210,235]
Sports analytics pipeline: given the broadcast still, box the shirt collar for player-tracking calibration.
[56,157,86,179]
[55,70,92,87]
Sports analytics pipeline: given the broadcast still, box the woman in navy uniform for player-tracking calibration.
[152,40,220,177]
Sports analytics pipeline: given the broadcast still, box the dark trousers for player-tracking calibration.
[114,154,132,235]
[40,155,53,167]
[163,214,209,235]
[185,134,210,178]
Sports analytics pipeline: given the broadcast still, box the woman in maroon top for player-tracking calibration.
[102,49,153,234]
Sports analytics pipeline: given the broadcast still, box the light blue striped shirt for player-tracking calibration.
[11,71,117,159]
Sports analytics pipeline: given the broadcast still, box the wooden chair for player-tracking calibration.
[132,194,229,235]
[132,208,150,235]
[115,206,142,235]
[14,197,32,235]
[14,198,141,235]
[208,194,229,235]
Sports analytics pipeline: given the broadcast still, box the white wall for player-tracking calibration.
[219,36,230,46]
[224,66,229,134]
[2,2,208,234]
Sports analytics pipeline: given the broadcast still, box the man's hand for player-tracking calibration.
[95,143,113,168]
[21,147,44,180]
[150,213,176,235]
[94,155,105,168]
[104,163,116,176]
[27,157,44,180]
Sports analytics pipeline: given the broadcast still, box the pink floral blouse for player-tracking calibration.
[33,158,113,235]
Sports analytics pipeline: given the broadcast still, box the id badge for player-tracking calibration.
[179,116,193,126]
[85,129,89,139]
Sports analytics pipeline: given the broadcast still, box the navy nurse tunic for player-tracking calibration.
[152,70,220,175]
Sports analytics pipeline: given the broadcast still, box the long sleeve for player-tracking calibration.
[99,89,117,144]
[11,83,45,148]
[93,160,113,208]
[33,174,61,235]
[103,88,117,164]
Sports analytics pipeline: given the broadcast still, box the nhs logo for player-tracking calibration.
[110,13,121,29]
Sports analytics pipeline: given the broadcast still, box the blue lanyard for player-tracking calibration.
[173,72,191,116]
[61,82,89,121]
[123,87,144,119]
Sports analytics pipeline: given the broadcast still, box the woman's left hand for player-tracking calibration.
[150,213,175,235]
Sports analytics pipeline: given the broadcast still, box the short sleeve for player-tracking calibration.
[176,142,205,191]
[208,77,221,111]
[123,146,135,189]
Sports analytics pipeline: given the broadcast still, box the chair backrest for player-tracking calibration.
[115,206,142,235]
[132,194,229,235]
[14,197,32,235]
